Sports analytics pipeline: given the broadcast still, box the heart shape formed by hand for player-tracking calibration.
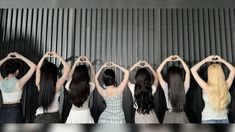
[80,57,86,62]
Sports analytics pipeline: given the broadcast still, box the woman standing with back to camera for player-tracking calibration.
[191,55,235,124]
[34,52,70,123]
[95,61,129,124]
[65,56,95,124]
[157,55,190,123]
[0,52,36,123]
[128,60,159,124]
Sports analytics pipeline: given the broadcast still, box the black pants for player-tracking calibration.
[0,103,23,123]
[34,112,60,123]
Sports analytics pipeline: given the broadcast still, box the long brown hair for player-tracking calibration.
[167,66,185,112]
[69,65,90,107]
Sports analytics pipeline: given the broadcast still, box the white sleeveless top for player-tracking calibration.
[0,77,22,104]
[36,92,60,115]
[201,91,231,120]
[162,82,190,111]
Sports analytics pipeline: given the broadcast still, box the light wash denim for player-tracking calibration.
[202,119,229,124]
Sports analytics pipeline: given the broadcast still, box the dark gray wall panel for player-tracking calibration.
[1,0,235,8]
[0,8,235,123]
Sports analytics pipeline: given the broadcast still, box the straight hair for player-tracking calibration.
[38,62,58,111]
[167,66,185,112]
[69,65,90,108]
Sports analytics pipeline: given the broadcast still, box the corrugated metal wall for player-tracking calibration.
[0,8,235,123]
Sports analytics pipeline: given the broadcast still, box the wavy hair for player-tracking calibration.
[207,64,229,113]
[134,68,154,114]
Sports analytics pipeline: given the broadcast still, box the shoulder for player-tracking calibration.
[89,82,96,92]
[151,85,157,94]
[161,82,168,89]
[65,80,72,91]
[128,82,135,94]
[128,82,135,89]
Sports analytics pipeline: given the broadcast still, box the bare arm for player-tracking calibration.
[156,56,173,88]
[85,58,95,82]
[175,55,190,86]
[35,53,50,89]
[52,52,70,92]
[81,56,95,82]
[216,56,235,89]
[14,52,36,88]
[67,57,81,81]
[191,55,214,91]
[111,62,129,93]
[0,53,13,81]
[95,63,107,97]
[128,60,142,86]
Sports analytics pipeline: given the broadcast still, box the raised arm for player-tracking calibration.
[174,55,190,86]
[95,63,108,97]
[67,57,82,81]
[0,53,14,81]
[84,56,95,82]
[143,61,158,87]
[191,55,214,91]
[215,55,235,89]
[36,52,50,89]
[14,52,36,88]
[156,56,173,87]
[128,60,142,85]
[111,62,129,93]
[51,52,70,92]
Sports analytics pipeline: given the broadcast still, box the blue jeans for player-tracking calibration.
[202,119,229,124]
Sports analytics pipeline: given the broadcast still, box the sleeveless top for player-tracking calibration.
[65,80,95,110]
[201,91,231,120]
[0,77,22,104]
[162,82,190,111]
[98,88,126,123]
[103,88,124,114]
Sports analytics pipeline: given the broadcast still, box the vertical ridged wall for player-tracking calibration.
[0,8,235,123]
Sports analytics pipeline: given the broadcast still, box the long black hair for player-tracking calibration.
[38,62,58,111]
[102,69,116,86]
[167,66,185,112]
[69,65,90,108]
[134,68,154,114]
[5,59,21,76]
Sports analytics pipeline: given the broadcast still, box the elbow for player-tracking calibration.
[156,69,160,74]
[33,64,37,70]
[190,68,196,76]
[31,64,36,71]
[125,71,130,78]
[231,68,235,75]
[190,67,194,72]
[95,74,99,80]
[65,65,71,74]
[65,64,70,70]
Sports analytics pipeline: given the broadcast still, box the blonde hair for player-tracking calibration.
[207,64,229,113]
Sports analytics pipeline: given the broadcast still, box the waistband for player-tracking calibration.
[36,112,60,116]
[1,103,22,108]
